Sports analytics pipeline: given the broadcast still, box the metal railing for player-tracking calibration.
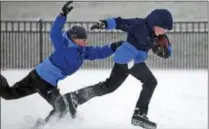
[0,20,208,70]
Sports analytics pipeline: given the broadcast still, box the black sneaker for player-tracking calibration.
[0,74,9,97]
[0,74,9,87]
[70,91,79,108]
[131,109,157,129]
[63,92,79,118]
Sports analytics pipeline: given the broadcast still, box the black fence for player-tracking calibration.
[0,20,208,70]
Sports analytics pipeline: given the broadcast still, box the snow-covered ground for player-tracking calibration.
[1,69,208,129]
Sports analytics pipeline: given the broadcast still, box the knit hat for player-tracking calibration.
[67,25,87,39]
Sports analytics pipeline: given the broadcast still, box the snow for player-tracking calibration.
[1,69,208,129]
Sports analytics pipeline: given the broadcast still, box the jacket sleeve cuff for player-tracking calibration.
[105,18,117,30]
[58,13,67,20]
[167,44,172,56]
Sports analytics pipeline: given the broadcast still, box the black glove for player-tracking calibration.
[61,1,74,16]
[90,20,107,30]
[110,40,124,52]
[152,44,170,58]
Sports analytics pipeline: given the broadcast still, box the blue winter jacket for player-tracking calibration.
[103,9,173,64]
[35,15,114,86]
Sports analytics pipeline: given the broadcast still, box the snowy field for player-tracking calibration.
[1,69,208,129]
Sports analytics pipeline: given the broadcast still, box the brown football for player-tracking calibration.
[156,36,169,48]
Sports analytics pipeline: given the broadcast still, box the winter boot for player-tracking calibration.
[131,108,157,129]
[62,92,79,118]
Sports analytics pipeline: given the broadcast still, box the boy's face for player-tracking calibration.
[153,26,168,36]
[73,39,87,47]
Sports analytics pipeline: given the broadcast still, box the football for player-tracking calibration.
[155,36,169,48]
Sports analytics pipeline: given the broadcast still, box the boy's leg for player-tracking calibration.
[61,63,129,117]
[71,63,129,105]
[33,71,74,121]
[0,70,68,126]
[36,83,68,122]
[129,63,157,128]
[31,84,70,129]
[130,63,157,115]
[0,70,37,100]
[31,83,69,129]
[42,89,78,121]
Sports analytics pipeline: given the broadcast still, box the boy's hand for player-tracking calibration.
[152,44,170,58]
[110,40,124,52]
[90,20,107,30]
[61,1,74,16]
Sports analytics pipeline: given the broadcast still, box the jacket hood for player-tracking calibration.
[146,9,173,30]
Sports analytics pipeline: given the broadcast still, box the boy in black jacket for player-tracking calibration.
[63,9,173,129]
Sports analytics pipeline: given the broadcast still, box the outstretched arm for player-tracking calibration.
[90,17,140,33]
[50,1,74,50]
[85,41,123,60]
[50,15,66,50]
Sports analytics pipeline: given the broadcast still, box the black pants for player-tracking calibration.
[130,63,157,114]
[0,70,67,122]
[74,63,157,115]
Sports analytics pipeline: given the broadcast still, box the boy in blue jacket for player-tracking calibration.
[0,1,123,126]
[65,9,173,129]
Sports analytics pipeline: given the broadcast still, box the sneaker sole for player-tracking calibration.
[131,118,157,129]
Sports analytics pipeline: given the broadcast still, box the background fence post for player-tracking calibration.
[0,20,1,71]
[38,18,43,63]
